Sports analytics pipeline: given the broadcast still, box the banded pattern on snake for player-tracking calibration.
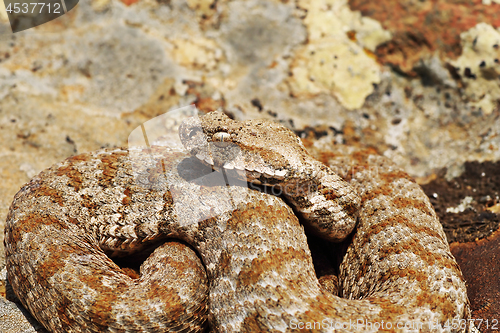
[4,111,470,332]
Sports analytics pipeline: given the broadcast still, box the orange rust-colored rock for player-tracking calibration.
[120,0,140,6]
[348,0,500,74]
[450,229,500,326]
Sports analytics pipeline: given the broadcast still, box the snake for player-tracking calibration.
[4,111,471,332]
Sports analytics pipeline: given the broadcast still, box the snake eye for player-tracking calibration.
[213,132,231,142]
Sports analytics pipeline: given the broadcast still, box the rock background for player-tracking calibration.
[0,0,499,331]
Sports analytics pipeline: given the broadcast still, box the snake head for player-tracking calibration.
[180,111,361,242]
[179,111,312,181]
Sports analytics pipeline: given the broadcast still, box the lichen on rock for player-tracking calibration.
[288,0,391,110]
[452,23,500,115]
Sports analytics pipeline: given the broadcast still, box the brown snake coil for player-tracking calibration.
[5,111,470,332]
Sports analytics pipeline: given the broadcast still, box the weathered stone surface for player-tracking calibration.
[421,161,500,244]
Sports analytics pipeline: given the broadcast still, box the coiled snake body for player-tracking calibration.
[5,111,470,332]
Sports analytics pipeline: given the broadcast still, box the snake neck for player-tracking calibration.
[202,149,361,243]
[241,158,361,243]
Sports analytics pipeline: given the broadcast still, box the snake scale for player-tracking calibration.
[4,111,470,332]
